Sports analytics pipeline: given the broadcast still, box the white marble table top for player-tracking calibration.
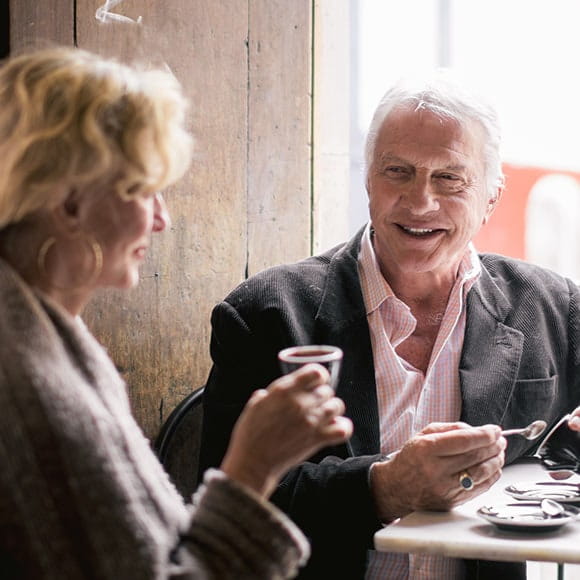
[374,459,580,564]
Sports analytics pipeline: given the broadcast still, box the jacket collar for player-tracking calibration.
[315,226,367,330]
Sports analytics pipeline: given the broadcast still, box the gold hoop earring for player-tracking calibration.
[37,235,103,292]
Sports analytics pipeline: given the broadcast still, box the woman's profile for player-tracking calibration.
[0,47,352,579]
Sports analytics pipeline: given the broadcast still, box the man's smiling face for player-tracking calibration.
[367,105,496,283]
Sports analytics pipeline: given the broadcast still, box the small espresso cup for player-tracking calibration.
[278,345,343,390]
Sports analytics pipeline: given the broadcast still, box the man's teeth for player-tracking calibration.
[402,226,434,235]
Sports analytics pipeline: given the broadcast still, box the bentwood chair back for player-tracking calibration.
[154,386,205,499]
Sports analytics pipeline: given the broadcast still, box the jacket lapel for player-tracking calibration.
[314,230,381,456]
[460,262,524,427]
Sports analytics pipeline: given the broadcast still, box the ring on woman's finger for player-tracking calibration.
[459,471,474,491]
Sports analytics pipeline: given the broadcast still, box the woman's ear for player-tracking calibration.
[52,189,83,235]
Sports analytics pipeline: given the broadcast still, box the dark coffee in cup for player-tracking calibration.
[278,345,343,390]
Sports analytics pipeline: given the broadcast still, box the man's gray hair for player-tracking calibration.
[364,71,504,197]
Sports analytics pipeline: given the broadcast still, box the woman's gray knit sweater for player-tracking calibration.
[0,258,309,579]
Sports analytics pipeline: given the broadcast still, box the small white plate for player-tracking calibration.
[477,502,578,532]
[504,481,580,504]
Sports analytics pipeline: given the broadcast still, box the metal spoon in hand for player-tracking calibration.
[501,420,547,440]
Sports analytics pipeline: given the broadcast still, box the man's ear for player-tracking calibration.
[483,182,504,224]
[492,181,504,206]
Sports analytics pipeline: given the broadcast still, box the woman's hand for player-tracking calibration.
[220,364,353,498]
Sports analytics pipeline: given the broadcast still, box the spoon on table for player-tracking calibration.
[501,420,547,441]
[540,498,566,517]
[536,479,580,490]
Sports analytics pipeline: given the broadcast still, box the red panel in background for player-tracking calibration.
[473,163,580,260]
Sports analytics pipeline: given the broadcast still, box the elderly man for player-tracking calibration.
[199,74,580,579]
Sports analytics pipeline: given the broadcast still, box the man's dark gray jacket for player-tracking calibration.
[199,228,580,579]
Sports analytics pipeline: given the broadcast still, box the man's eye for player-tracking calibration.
[437,173,460,180]
[383,166,408,175]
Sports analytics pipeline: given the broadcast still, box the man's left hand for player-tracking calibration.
[568,406,580,431]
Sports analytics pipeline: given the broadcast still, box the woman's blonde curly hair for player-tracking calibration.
[0,46,193,229]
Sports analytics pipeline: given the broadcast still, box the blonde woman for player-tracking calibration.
[0,47,352,579]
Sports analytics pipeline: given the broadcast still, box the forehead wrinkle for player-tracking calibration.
[375,108,484,165]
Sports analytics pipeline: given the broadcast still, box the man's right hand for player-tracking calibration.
[369,422,506,523]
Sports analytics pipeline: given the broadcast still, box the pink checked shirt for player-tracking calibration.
[358,224,481,580]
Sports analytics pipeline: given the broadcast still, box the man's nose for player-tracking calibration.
[153,193,171,232]
[402,176,439,214]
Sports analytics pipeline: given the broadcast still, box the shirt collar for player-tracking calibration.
[357,223,481,316]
